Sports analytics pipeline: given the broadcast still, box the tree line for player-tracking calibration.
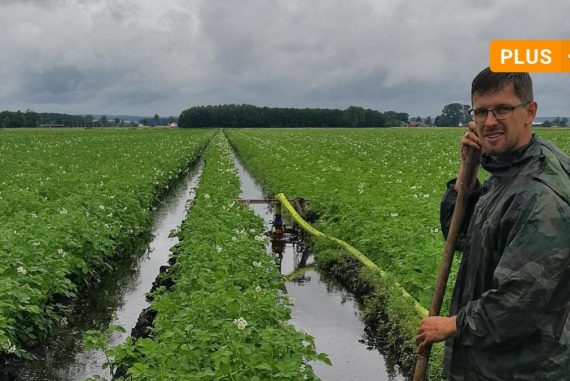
[178,104,409,128]
[4,104,564,129]
[541,117,568,127]
[0,110,140,128]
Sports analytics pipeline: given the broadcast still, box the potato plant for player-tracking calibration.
[0,128,213,356]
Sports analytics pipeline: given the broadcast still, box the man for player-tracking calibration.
[415,67,570,380]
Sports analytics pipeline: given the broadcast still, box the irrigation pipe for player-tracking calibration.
[276,193,429,318]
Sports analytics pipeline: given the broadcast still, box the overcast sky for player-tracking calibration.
[1,0,569,117]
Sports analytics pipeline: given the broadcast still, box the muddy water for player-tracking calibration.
[231,152,406,381]
[7,162,203,381]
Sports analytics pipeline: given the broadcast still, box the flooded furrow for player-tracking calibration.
[231,151,406,381]
[5,161,203,381]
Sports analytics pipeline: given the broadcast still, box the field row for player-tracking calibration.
[112,132,328,380]
[0,128,213,356]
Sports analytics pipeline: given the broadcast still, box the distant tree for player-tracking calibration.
[362,108,385,127]
[1,111,24,128]
[23,109,39,127]
[424,116,432,126]
[384,111,409,126]
[2,115,11,128]
[168,116,176,124]
[114,118,120,126]
[100,116,108,126]
[560,117,568,127]
[542,120,553,127]
[140,118,149,126]
[344,106,365,127]
[153,114,160,126]
[437,103,470,127]
[16,111,24,127]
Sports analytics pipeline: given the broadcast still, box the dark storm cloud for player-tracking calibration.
[22,65,91,102]
[0,0,569,117]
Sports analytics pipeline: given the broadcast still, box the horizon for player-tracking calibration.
[2,107,567,121]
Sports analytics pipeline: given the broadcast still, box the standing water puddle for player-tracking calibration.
[232,152,406,381]
[6,161,203,381]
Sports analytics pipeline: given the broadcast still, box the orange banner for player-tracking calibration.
[490,40,570,72]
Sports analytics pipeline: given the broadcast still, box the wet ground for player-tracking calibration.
[232,151,406,381]
[3,162,203,380]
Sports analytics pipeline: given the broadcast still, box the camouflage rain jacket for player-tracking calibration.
[440,135,570,380]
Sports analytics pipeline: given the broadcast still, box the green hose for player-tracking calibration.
[276,193,429,318]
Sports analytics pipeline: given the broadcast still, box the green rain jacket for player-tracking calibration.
[440,135,570,380]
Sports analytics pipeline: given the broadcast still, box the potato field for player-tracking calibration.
[1,127,568,380]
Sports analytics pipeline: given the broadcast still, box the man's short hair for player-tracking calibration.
[471,67,533,102]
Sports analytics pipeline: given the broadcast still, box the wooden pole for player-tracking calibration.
[413,146,481,381]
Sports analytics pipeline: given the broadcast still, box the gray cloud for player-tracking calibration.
[0,0,569,117]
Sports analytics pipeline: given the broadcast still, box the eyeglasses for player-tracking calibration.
[468,102,530,122]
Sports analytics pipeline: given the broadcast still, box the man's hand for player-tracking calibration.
[415,316,457,354]
[456,121,481,191]
[460,121,481,162]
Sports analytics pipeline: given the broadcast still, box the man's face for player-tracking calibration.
[471,83,537,157]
